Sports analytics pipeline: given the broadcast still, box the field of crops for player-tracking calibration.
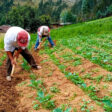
[0,17,112,112]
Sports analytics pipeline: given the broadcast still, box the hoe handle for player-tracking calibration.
[38,38,47,49]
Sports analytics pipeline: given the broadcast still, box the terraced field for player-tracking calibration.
[0,16,112,112]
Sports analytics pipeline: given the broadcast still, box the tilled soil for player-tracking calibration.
[0,61,29,112]
[0,48,107,112]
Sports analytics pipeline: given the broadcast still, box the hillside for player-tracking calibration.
[14,0,79,7]
[1,16,112,112]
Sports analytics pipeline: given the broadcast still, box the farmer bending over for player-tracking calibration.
[34,26,55,50]
[4,26,41,81]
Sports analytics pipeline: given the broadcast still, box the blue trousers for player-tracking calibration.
[34,35,55,49]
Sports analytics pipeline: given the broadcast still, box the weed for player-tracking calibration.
[109,91,112,96]
[80,99,94,112]
[103,74,112,82]
[103,84,109,89]
[21,59,31,72]
[66,72,86,88]
[33,104,40,110]
[50,86,60,93]
[47,72,53,77]
[17,81,27,87]
[0,61,3,66]
[73,108,77,112]
[82,73,93,80]
[28,80,43,90]
[93,75,104,83]
[52,107,72,112]
[36,90,55,109]
[29,73,37,80]
[1,54,6,61]
[102,98,112,112]
[91,68,99,73]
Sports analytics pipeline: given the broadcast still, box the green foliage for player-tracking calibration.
[65,72,86,88]
[53,107,71,112]
[17,81,27,87]
[80,99,94,112]
[102,100,112,112]
[21,59,31,71]
[6,6,39,32]
[28,80,43,90]
[60,10,76,23]
[50,86,60,93]
[37,0,67,22]
[103,74,112,82]
[36,90,55,109]
[0,0,13,25]
[0,35,4,49]
[33,104,40,110]
[39,15,51,26]
[29,73,37,80]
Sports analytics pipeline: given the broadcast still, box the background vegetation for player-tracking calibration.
[0,0,112,32]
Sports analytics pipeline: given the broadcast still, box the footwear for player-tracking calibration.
[6,76,11,81]
[32,65,41,70]
[37,65,41,69]
[34,48,39,51]
[34,48,37,51]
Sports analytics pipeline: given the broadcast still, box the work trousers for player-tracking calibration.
[34,35,55,49]
[6,48,37,76]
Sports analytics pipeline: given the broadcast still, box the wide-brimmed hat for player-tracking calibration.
[17,31,28,47]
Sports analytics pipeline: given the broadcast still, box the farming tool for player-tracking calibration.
[37,38,47,50]
[36,38,56,51]
[11,57,17,77]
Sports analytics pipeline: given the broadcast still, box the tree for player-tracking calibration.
[60,10,76,23]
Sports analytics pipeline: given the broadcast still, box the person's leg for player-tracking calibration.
[34,35,39,49]
[6,51,14,76]
[6,50,15,81]
[47,36,55,47]
[20,48,39,69]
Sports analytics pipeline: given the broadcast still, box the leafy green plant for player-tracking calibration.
[36,90,55,109]
[102,100,112,112]
[73,108,77,112]
[21,59,31,71]
[29,73,37,80]
[1,54,6,61]
[28,80,43,90]
[73,59,82,66]
[103,74,112,82]
[80,99,94,112]
[65,72,86,88]
[0,61,3,66]
[33,104,40,110]
[93,75,103,83]
[17,81,27,87]
[53,107,72,112]
[50,86,60,93]
[82,73,93,80]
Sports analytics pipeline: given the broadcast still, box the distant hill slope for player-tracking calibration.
[14,0,80,7]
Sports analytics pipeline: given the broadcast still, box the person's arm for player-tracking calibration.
[39,35,42,43]
[14,48,22,59]
[6,51,16,65]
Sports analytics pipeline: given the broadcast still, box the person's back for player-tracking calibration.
[4,26,41,81]
[34,25,54,50]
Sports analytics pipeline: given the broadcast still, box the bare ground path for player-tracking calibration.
[0,60,29,112]
[0,47,107,112]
